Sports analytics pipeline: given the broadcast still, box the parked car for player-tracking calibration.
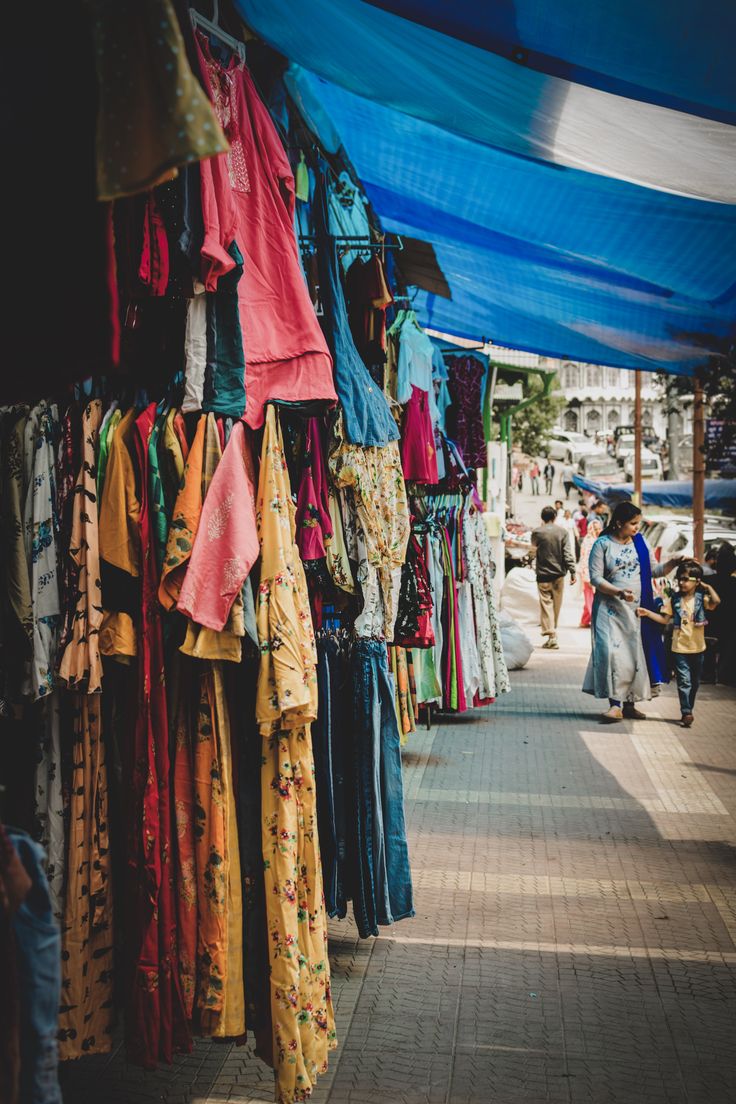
[577,454,628,484]
[614,424,660,450]
[547,429,605,465]
[614,433,636,464]
[623,447,663,480]
[641,514,736,563]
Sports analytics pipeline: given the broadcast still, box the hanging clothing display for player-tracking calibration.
[0,16,510,1104]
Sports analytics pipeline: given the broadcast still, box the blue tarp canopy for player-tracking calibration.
[573,475,736,511]
[238,0,736,375]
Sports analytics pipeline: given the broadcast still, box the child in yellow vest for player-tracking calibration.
[637,560,720,728]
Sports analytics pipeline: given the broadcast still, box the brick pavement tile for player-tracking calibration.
[324,1047,452,1104]
[565,1058,685,1104]
[448,1053,570,1104]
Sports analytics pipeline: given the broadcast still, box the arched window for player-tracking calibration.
[587,366,601,388]
[563,408,579,431]
[586,408,601,431]
[607,408,620,428]
[642,407,654,426]
[563,363,578,389]
[608,369,620,387]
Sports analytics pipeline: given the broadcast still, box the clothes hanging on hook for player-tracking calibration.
[194,33,337,430]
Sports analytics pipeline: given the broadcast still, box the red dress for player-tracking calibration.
[127,404,190,1067]
[194,36,337,429]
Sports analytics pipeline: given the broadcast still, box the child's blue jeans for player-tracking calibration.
[672,652,704,715]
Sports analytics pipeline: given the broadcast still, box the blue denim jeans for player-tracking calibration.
[8,829,62,1104]
[314,637,350,919]
[351,640,414,938]
[672,651,704,715]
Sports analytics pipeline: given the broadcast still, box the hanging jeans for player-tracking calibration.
[313,636,350,919]
[8,830,62,1104]
[351,640,414,938]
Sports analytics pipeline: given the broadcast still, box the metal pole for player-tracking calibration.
[634,370,642,505]
[693,372,705,563]
[665,376,682,481]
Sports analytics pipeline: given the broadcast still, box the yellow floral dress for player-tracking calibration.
[328,413,410,639]
[256,407,336,1103]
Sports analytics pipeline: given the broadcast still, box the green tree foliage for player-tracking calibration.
[511,375,565,458]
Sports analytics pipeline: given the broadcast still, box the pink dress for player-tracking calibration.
[177,421,259,631]
[401,386,439,483]
[194,36,337,429]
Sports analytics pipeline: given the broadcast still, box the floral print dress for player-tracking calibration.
[582,534,652,703]
[462,502,510,701]
[256,407,336,1103]
[329,413,409,639]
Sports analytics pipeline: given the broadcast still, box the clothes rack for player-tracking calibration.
[190,4,246,65]
[299,234,404,251]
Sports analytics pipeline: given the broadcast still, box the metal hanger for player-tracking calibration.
[190,1,246,66]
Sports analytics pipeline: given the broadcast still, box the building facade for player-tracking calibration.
[556,361,666,439]
[485,347,672,441]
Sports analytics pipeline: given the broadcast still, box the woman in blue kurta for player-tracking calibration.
[582,502,681,723]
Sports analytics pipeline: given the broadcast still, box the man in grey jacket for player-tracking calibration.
[530,506,577,649]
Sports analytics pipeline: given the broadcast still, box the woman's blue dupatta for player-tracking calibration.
[634,531,668,685]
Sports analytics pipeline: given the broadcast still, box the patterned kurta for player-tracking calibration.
[56,402,114,1060]
[58,401,104,693]
[256,407,336,1103]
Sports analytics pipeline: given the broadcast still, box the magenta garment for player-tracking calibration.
[295,419,333,561]
[401,386,439,483]
[447,355,486,470]
[177,420,259,631]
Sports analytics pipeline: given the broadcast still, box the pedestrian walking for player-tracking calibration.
[636,561,720,727]
[530,506,576,649]
[582,501,681,723]
[578,517,602,627]
[530,461,540,494]
[591,498,609,526]
[574,505,589,540]
[561,508,579,561]
[543,459,555,494]
[710,543,736,686]
[561,461,576,498]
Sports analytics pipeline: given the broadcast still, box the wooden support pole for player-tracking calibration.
[634,370,642,505]
[693,373,705,563]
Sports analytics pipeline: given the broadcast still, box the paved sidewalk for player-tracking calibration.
[63,600,736,1104]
